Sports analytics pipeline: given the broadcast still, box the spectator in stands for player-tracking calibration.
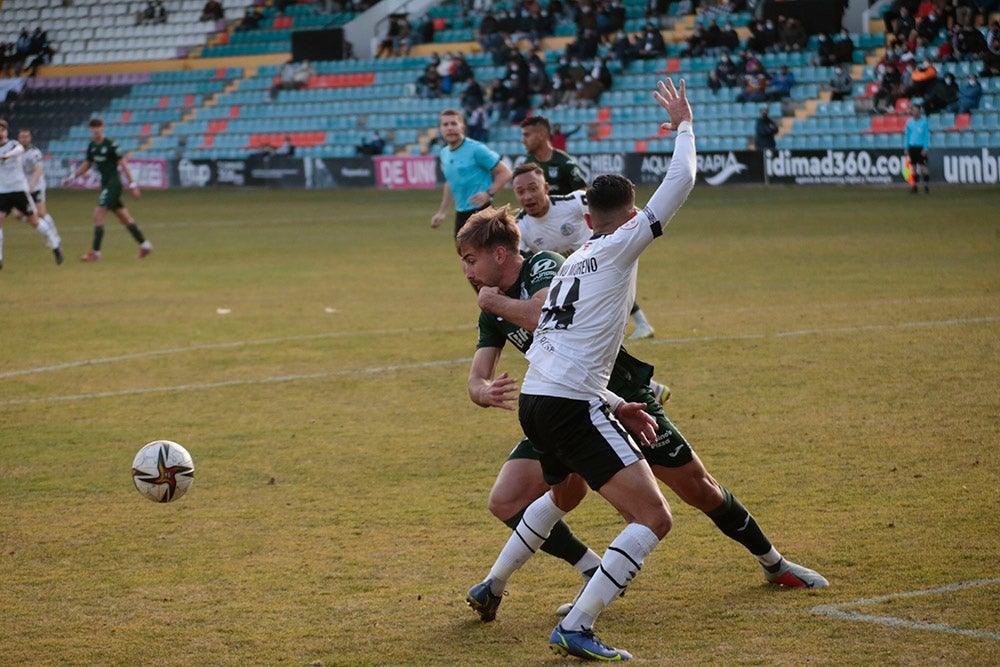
[757,18,781,54]
[681,23,709,58]
[23,28,54,75]
[527,61,550,97]
[768,64,795,100]
[778,16,808,53]
[707,69,723,93]
[235,5,263,32]
[550,123,581,151]
[13,29,31,74]
[916,10,943,43]
[953,0,976,27]
[560,55,587,85]
[754,107,779,150]
[815,33,838,67]
[591,55,613,91]
[503,73,532,123]
[467,104,490,142]
[893,6,917,43]
[436,53,456,94]
[376,15,410,58]
[270,59,297,98]
[138,0,167,24]
[737,49,765,77]
[828,63,854,101]
[947,73,983,112]
[568,25,601,60]
[453,54,473,85]
[609,30,637,70]
[546,73,575,108]
[982,37,1000,77]
[276,135,295,156]
[720,21,740,52]
[883,0,920,35]
[636,23,666,59]
[988,20,1000,54]
[417,64,442,98]
[833,28,856,65]
[0,43,12,78]
[737,61,769,103]
[598,0,627,42]
[873,60,903,113]
[201,0,224,21]
[576,74,604,107]
[714,51,739,87]
[703,19,724,55]
[460,75,485,110]
[905,57,938,97]
[923,72,959,112]
[356,131,385,156]
[293,59,315,87]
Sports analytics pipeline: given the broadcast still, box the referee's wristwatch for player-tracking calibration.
[486,188,494,198]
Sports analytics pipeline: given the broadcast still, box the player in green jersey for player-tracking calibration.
[62,117,153,261]
[519,115,586,196]
[457,205,828,624]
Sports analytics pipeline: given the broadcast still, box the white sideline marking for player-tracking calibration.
[811,578,1000,640]
[0,358,474,406]
[1,316,997,406]
[642,316,1000,348]
[0,325,473,380]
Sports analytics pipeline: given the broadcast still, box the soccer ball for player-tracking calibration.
[131,440,195,503]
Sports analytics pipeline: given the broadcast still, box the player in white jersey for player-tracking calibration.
[467,79,695,662]
[18,129,60,238]
[513,163,658,341]
[0,119,63,269]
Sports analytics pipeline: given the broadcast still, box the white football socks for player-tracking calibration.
[487,492,566,596]
[35,216,61,249]
[562,523,661,632]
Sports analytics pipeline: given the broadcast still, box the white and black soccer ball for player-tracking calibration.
[131,440,195,503]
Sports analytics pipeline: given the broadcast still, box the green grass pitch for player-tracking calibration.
[1,185,998,665]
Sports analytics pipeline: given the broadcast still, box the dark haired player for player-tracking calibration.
[63,117,153,261]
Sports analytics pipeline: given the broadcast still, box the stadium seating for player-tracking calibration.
[7,0,999,162]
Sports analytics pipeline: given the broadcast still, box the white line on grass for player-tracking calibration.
[811,578,1000,640]
[2,316,997,406]
[0,358,474,406]
[0,325,474,380]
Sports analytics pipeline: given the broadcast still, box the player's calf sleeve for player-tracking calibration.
[563,523,660,631]
[503,510,590,568]
[93,225,105,252]
[705,486,772,556]
[126,223,146,244]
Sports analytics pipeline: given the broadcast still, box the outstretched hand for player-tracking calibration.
[653,78,693,134]
[614,401,657,447]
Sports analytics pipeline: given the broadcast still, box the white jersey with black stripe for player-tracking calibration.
[0,140,30,194]
[21,145,46,193]
[521,122,696,407]
[516,190,592,257]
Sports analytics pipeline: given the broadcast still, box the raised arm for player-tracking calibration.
[645,78,696,227]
